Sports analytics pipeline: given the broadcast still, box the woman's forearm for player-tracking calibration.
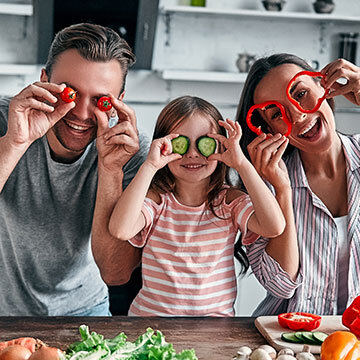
[235,159,286,238]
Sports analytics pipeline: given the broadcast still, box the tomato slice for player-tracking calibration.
[278,312,322,331]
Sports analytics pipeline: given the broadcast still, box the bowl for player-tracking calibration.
[262,0,286,11]
[313,1,335,14]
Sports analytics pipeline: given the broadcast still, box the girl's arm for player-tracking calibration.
[247,133,299,281]
[209,119,285,239]
[109,134,181,241]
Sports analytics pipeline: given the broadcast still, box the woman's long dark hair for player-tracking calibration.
[236,53,335,162]
[151,95,249,274]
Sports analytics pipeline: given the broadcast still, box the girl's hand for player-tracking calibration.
[321,58,360,105]
[208,118,245,168]
[145,134,182,171]
[247,133,290,191]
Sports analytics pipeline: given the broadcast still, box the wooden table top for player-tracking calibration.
[0,316,266,359]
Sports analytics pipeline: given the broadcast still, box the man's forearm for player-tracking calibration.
[91,166,141,285]
[0,136,28,193]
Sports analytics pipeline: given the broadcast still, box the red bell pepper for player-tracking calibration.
[286,70,330,113]
[342,296,360,337]
[278,312,322,331]
[246,100,292,137]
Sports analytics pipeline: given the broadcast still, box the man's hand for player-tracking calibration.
[7,82,75,149]
[96,94,139,173]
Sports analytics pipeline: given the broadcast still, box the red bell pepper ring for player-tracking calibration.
[278,312,322,331]
[286,71,330,113]
[342,296,360,337]
[246,100,292,137]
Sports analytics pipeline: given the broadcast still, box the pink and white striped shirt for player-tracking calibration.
[248,133,360,316]
[128,188,258,316]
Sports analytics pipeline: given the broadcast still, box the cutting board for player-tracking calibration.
[255,315,347,354]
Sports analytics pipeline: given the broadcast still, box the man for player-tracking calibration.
[0,23,146,315]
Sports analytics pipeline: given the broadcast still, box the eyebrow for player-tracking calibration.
[264,104,278,111]
[289,81,300,95]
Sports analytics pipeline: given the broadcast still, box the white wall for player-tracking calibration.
[1,0,360,315]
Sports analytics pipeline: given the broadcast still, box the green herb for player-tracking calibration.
[65,325,198,360]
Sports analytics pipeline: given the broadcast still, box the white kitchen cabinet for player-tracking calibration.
[153,1,360,83]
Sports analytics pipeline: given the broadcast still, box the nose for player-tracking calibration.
[287,107,307,124]
[185,141,200,158]
[71,96,94,121]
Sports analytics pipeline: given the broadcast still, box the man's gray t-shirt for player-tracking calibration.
[0,97,149,315]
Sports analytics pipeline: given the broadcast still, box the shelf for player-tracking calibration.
[160,5,360,24]
[160,70,247,83]
[0,2,33,15]
[0,64,38,75]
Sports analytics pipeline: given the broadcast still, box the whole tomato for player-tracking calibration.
[97,96,112,112]
[60,87,76,103]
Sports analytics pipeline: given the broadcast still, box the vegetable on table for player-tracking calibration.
[60,87,76,103]
[286,71,329,113]
[320,331,360,360]
[278,312,322,331]
[342,295,360,337]
[97,96,112,112]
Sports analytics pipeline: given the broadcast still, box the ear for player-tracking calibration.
[40,68,49,82]
[119,91,125,101]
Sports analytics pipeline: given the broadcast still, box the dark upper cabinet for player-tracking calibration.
[35,0,159,69]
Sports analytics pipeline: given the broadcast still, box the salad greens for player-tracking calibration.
[65,325,198,360]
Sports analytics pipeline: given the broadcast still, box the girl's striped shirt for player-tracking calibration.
[128,188,258,316]
[247,133,360,316]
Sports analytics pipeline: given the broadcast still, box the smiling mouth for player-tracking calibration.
[298,118,320,138]
[64,120,92,132]
[182,164,205,169]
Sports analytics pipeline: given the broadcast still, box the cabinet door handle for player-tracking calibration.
[142,22,149,41]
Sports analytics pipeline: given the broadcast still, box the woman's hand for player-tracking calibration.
[247,133,290,191]
[96,95,140,173]
[145,134,182,171]
[7,82,75,149]
[208,118,246,168]
[321,58,360,105]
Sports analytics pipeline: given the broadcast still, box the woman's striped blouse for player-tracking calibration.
[247,133,360,316]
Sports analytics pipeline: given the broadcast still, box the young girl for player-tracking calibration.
[108,96,286,316]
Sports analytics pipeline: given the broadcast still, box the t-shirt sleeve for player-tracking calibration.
[128,197,158,248]
[0,97,11,137]
[230,192,259,246]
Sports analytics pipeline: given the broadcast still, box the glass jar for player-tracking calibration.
[339,32,358,64]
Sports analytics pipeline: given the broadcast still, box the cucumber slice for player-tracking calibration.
[171,135,190,155]
[281,332,302,343]
[301,331,318,345]
[196,136,216,157]
[294,331,307,342]
[312,331,328,344]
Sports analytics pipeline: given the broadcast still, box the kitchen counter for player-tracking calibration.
[0,316,266,359]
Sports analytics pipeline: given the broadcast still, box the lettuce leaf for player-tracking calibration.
[65,325,198,360]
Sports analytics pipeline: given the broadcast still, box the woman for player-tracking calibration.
[236,53,360,316]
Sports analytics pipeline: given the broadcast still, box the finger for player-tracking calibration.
[11,97,56,113]
[103,120,138,141]
[323,67,355,90]
[269,138,289,165]
[16,83,61,104]
[94,107,110,136]
[47,101,76,126]
[166,153,182,163]
[105,133,137,148]
[207,153,222,162]
[218,119,234,134]
[109,94,137,129]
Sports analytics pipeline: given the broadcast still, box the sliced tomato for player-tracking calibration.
[278,312,322,331]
